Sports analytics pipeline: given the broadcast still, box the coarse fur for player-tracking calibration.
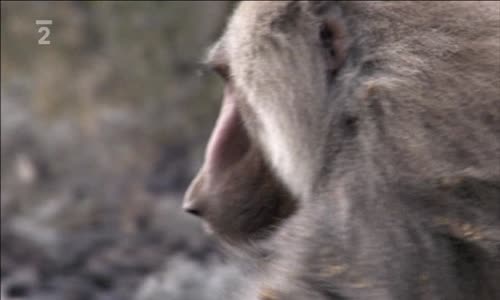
[187,1,500,299]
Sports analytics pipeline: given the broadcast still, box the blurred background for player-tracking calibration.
[1,2,241,300]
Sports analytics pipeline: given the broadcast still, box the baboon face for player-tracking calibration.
[183,4,301,245]
[200,1,352,200]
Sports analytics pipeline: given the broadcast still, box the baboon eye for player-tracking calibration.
[197,62,231,82]
[213,63,231,82]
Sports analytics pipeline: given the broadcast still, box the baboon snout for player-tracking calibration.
[183,172,206,217]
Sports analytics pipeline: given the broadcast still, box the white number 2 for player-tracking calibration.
[36,20,52,45]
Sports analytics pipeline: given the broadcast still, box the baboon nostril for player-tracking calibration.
[186,208,201,216]
[183,203,202,217]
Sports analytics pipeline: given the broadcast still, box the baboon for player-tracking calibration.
[185,1,500,299]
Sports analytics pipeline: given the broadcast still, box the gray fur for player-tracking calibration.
[190,2,500,299]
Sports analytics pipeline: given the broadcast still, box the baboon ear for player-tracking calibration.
[308,0,348,77]
[319,17,348,77]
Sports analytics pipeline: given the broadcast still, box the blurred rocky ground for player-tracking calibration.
[1,2,242,300]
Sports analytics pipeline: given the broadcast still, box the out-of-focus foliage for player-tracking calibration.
[1,1,239,300]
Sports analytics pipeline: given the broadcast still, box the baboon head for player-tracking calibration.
[185,1,500,299]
